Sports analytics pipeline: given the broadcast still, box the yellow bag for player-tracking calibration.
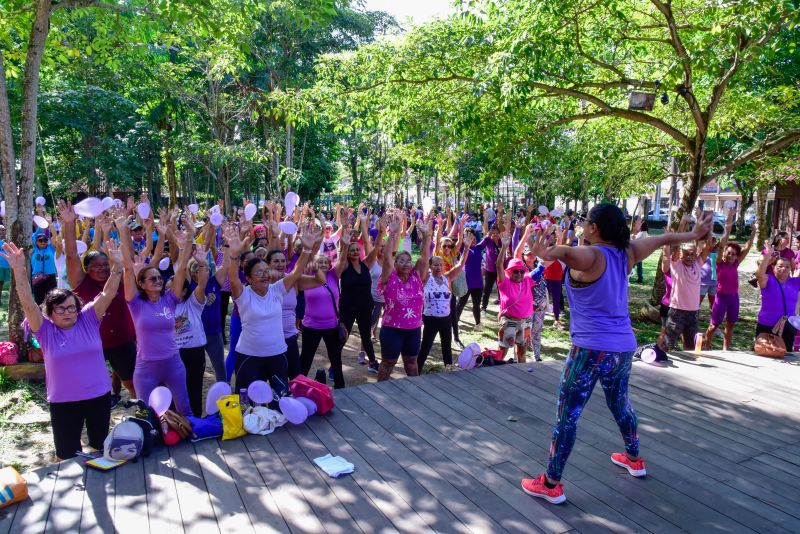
[0,466,28,508]
[216,395,247,441]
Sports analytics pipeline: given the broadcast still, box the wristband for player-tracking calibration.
[302,249,313,254]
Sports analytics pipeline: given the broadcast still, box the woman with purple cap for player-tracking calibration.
[521,204,712,505]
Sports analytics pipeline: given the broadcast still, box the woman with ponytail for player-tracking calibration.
[521,203,713,504]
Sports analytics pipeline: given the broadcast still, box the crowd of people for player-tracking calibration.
[0,194,787,504]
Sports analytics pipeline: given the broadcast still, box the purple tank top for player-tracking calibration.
[661,271,673,307]
[565,246,637,352]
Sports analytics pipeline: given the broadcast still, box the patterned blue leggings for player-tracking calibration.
[546,346,639,481]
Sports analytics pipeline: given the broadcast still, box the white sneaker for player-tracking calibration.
[714,329,724,339]
[358,351,367,365]
[474,323,484,332]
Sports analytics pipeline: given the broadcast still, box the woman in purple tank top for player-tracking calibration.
[520,204,714,505]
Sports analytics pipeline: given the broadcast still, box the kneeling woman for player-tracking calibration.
[117,214,194,416]
[227,223,320,394]
[2,240,122,460]
[377,212,432,381]
[754,251,800,351]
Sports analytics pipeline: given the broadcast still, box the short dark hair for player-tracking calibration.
[136,266,165,300]
[243,257,267,278]
[82,250,108,270]
[266,249,286,265]
[44,289,83,316]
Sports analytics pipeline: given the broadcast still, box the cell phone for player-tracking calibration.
[86,457,127,471]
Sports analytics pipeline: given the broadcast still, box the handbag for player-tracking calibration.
[452,271,468,298]
[31,254,48,286]
[216,394,247,440]
[290,374,334,414]
[323,283,349,344]
[755,280,788,358]
[0,466,29,509]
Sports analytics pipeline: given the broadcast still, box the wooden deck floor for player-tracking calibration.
[2,350,800,534]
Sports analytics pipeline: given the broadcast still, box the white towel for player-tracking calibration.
[313,454,355,478]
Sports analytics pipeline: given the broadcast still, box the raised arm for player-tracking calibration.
[59,200,86,289]
[1,242,43,332]
[514,223,534,259]
[496,232,511,283]
[169,225,195,299]
[629,212,713,269]
[755,243,775,289]
[191,252,209,305]
[528,226,600,273]
[716,210,735,265]
[224,226,245,299]
[92,241,124,319]
[283,222,322,291]
[333,228,351,278]
[415,217,433,280]
[380,213,402,285]
[113,210,138,302]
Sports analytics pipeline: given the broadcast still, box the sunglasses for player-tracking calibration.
[511,269,526,274]
[145,275,162,283]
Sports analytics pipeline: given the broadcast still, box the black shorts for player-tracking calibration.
[104,341,136,381]
[379,325,421,360]
[660,304,670,326]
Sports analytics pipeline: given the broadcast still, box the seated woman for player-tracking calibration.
[1,240,123,460]
[754,247,800,351]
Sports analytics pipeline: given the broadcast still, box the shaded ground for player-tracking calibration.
[0,248,765,471]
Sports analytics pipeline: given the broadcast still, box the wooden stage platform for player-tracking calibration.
[2,350,800,533]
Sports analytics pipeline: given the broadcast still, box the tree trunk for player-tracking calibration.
[164,140,179,209]
[754,183,769,248]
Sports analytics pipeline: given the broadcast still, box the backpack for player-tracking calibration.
[125,399,164,455]
[103,420,144,461]
[290,374,334,415]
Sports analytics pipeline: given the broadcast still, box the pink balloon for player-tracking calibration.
[296,397,317,416]
[279,397,308,424]
[247,380,273,404]
[148,386,172,416]
[205,382,232,415]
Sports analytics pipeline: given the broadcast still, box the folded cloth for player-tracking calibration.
[313,454,355,478]
[243,407,287,435]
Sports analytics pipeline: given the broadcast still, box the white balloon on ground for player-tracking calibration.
[279,397,308,424]
[640,348,657,363]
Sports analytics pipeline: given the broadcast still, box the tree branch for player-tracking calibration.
[709,130,800,180]
[51,0,155,15]
[511,111,613,146]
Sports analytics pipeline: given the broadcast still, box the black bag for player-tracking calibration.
[323,283,349,344]
[124,399,164,456]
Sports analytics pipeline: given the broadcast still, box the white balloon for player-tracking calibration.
[33,215,49,229]
[187,203,199,214]
[422,197,434,215]
[641,348,657,363]
[158,257,171,270]
[244,203,258,221]
[258,200,265,207]
[101,197,114,211]
[73,197,105,218]
[35,196,46,206]
[76,240,88,255]
[723,200,736,210]
[278,221,298,235]
[136,203,151,220]
[112,199,123,208]
[210,213,224,227]
[209,205,220,214]
[537,205,549,215]
[0,200,4,216]
[551,207,564,217]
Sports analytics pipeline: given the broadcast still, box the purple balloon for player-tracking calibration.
[279,397,308,425]
[247,380,273,404]
[149,386,172,416]
[296,396,317,416]
[205,382,232,415]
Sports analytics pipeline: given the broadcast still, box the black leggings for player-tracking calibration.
[300,327,345,389]
[418,315,453,371]
[180,346,206,417]
[219,290,231,342]
[234,351,290,397]
[457,288,483,326]
[286,334,301,379]
[481,271,498,309]
[450,295,461,341]
[49,393,110,460]
[341,305,376,362]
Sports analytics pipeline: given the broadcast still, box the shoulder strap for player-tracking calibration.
[776,278,788,316]
[322,283,339,319]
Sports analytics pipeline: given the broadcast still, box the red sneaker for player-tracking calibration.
[521,474,566,504]
[610,452,647,477]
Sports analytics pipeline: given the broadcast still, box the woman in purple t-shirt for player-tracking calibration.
[2,240,123,460]
[754,248,800,350]
[117,212,194,416]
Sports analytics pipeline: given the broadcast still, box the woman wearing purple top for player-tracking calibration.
[754,246,800,350]
[116,211,194,416]
[2,240,122,460]
[456,226,485,330]
[521,204,712,504]
[479,222,503,312]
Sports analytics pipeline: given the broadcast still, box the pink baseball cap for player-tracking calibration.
[506,258,527,272]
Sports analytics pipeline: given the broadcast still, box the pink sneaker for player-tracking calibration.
[610,452,647,477]
[521,474,566,504]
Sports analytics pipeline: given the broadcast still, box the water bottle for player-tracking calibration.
[694,333,704,352]
[239,388,250,411]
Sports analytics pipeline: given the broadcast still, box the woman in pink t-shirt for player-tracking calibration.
[703,213,754,350]
[376,210,433,381]
[2,240,122,460]
[496,232,535,363]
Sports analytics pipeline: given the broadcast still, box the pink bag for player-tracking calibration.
[289,375,334,415]
[0,342,18,365]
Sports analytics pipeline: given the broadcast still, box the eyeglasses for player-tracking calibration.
[53,305,78,315]
[36,238,48,242]
[441,244,453,249]
[251,270,270,278]
[145,275,162,283]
